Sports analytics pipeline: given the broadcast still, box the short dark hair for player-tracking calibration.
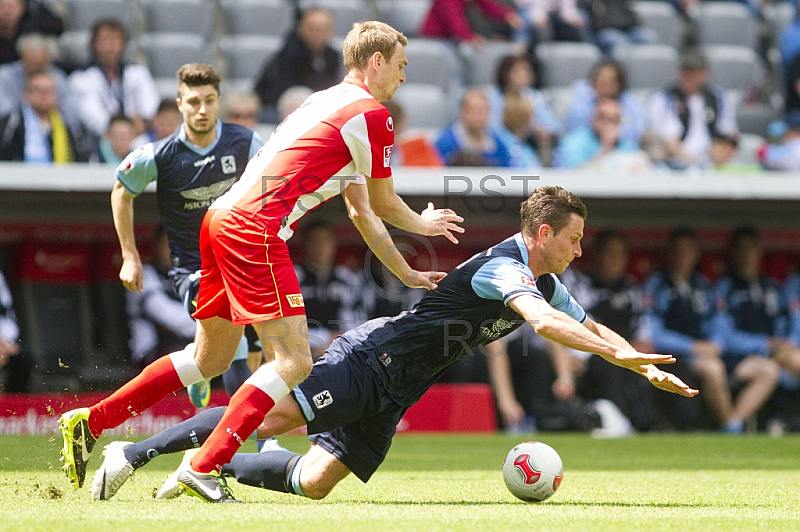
[520,187,587,237]
[108,113,134,127]
[590,58,627,94]
[176,63,221,97]
[495,54,538,93]
[730,225,759,248]
[156,98,179,114]
[91,19,127,51]
[594,229,627,253]
[667,227,697,249]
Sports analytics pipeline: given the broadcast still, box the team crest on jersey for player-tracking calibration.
[383,146,393,167]
[312,390,333,409]
[386,116,393,131]
[286,294,305,308]
[221,155,237,174]
[521,276,536,287]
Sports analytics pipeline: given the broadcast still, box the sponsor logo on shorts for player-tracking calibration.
[286,294,305,308]
[221,155,237,174]
[312,390,333,409]
[383,145,393,167]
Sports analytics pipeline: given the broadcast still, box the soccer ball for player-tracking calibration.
[502,441,564,502]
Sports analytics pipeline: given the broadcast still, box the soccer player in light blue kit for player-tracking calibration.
[92,187,697,502]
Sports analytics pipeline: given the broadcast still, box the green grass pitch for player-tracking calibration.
[1,433,799,531]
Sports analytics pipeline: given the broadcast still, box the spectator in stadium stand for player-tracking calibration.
[0,33,72,123]
[564,58,645,145]
[67,19,160,141]
[294,221,370,359]
[219,91,261,131]
[126,226,197,368]
[714,227,799,432]
[498,92,544,167]
[435,88,521,167]
[586,0,658,56]
[645,48,738,170]
[91,186,696,503]
[419,0,524,47]
[96,114,136,165]
[0,266,29,393]
[0,0,63,65]
[552,96,638,168]
[513,0,589,45]
[488,54,560,166]
[759,110,800,171]
[276,85,313,122]
[253,7,341,120]
[131,98,182,149]
[643,228,775,433]
[0,70,90,162]
[382,100,443,167]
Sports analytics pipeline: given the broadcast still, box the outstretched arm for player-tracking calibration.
[343,183,445,290]
[365,176,464,244]
[509,294,697,397]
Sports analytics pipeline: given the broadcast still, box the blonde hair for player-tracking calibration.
[342,20,407,72]
[502,93,533,133]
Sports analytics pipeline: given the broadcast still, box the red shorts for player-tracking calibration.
[193,209,306,326]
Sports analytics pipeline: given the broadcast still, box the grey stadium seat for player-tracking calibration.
[730,133,765,166]
[403,38,456,91]
[139,33,215,78]
[221,0,295,37]
[219,35,284,81]
[465,41,525,86]
[541,86,574,123]
[142,0,216,40]
[298,0,370,37]
[613,43,679,91]
[691,2,759,49]
[537,41,602,88]
[764,2,796,38]
[378,0,431,37]
[58,31,91,67]
[703,45,763,92]
[632,1,684,49]
[63,0,138,33]
[392,83,455,129]
[736,102,779,137]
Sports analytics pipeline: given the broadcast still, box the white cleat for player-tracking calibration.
[259,438,288,453]
[155,448,197,500]
[91,441,135,501]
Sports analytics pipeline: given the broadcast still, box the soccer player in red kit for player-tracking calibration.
[59,20,464,492]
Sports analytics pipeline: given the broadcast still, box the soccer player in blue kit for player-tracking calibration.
[92,186,697,502]
[60,63,268,489]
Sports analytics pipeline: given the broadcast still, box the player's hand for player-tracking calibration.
[644,366,699,397]
[498,398,526,428]
[552,374,576,400]
[606,349,675,370]
[404,270,447,290]
[421,202,464,244]
[119,257,144,293]
[0,339,20,368]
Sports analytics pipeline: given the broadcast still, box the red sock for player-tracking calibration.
[87,355,184,439]
[191,384,275,473]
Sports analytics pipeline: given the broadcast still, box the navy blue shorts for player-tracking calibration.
[291,338,406,483]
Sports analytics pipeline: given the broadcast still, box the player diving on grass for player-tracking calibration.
[92,187,698,503]
[58,20,465,493]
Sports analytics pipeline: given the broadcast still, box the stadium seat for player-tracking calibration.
[153,77,179,100]
[691,2,759,49]
[221,0,295,38]
[403,38,457,91]
[536,41,602,88]
[613,43,679,91]
[632,1,684,49]
[141,0,216,40]
[139,33,215,79]
[541,86,574,123]
[729,132,765,166]
[764,2,796,38]
[219,35,284,81]
[703,45,763,92]
[16,242,94,390]
[464,41,525,86]
[377,0,431,37]
[63,0,139,34]
[392,83,455,129]
[298,0,371,37]
[58,30,91,67]
[736,102,779,137]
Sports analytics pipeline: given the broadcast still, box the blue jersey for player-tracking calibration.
[340,233,587,406]
[642,270,720,357]
[115,121,262,271]
[714,274,789,357]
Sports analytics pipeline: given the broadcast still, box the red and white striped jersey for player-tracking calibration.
[211,78,394,241]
